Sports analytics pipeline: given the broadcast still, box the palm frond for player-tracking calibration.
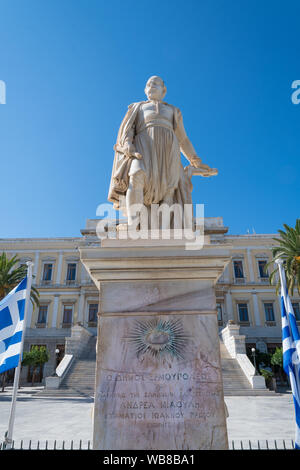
[268,220,300,296]
[0,252,40,308]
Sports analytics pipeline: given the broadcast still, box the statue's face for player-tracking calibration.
[145,76,165,101]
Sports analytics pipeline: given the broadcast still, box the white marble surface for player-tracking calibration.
[93,313,228,450]
[108,76,216,221]
[82,235,231,450]
[100,279,215,314]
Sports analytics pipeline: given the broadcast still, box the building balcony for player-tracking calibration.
[35,282,81,289]
[40,279,52,286]
[234,277,246,285]
[259,277,269,284]
[238,321,250,327]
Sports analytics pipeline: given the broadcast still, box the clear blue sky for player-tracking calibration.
[0,0,299,238]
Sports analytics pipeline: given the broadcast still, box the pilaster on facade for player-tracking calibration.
[225,291,234,322]
[52,294,60,329]
[247,248,255,283]
[27,301,33,327]
[77,291,85,325]
[251,291,262,326]
[33,251,40,278]
[223,265,230,283]
[55,251,63,284]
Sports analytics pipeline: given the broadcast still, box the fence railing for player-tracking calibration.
[0,439,295,450]
[229,439,295,450]
[0,440,91,450]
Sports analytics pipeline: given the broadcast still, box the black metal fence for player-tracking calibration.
[0,439,295,450]
[229,439,294,450]
[0,440,92,450]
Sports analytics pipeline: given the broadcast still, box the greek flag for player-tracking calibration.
[278,262,300,449]
[0,277,27,374]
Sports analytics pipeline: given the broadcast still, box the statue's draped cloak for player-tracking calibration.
[108,101,193,213]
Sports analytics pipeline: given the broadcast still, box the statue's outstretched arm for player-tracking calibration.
[175,110,211,170]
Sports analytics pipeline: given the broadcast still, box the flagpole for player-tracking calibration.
[275,258,285,297]
[276,258,289,308]
[4,261,34,450]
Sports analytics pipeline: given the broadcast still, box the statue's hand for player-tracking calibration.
[124,143,142,160]
[133,152,143,160]
[190,156,210,170]
[124,142,136,156]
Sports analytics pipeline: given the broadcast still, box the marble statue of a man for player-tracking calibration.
[108,76,214,224]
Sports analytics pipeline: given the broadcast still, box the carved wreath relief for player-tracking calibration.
[126,318,189,360]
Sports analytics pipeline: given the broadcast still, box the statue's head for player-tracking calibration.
[145,76,167,101]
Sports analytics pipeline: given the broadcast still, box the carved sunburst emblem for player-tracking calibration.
[126,318,189,360]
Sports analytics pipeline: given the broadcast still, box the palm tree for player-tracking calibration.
[0,252,39,305]
[268,219,300,295]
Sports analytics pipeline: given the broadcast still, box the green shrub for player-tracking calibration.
[260,368,274,387]
[22,346,49,386]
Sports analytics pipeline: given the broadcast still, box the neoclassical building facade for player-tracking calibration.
[1,217,299,382]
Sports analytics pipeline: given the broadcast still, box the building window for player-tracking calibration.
[292,303,300,321]
[37,305,48,327]
[42,263,53,284]
[258,260,269,278]
[237,303,249,323]
[264,302,275,323]
[66,263,77,284]
[62,305,73,327]
[217,303,223,325]
[233,260,244,279]
[88,303,98,325]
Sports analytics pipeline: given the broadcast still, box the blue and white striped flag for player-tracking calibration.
[277,260,300,449]
[0,277,28,374]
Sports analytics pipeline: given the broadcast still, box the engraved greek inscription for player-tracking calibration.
[190,411,214,419]
[107,412,146,420]
[151,412,184,420]
[120,401,155,409]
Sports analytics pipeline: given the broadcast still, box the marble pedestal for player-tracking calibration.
[80,233,230,450]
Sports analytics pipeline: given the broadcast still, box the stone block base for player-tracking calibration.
[93,312,228,450]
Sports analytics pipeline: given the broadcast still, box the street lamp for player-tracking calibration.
[55,348,60,367]
[251,347,258,375]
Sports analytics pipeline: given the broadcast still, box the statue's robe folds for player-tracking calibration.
[108,101,197,213]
